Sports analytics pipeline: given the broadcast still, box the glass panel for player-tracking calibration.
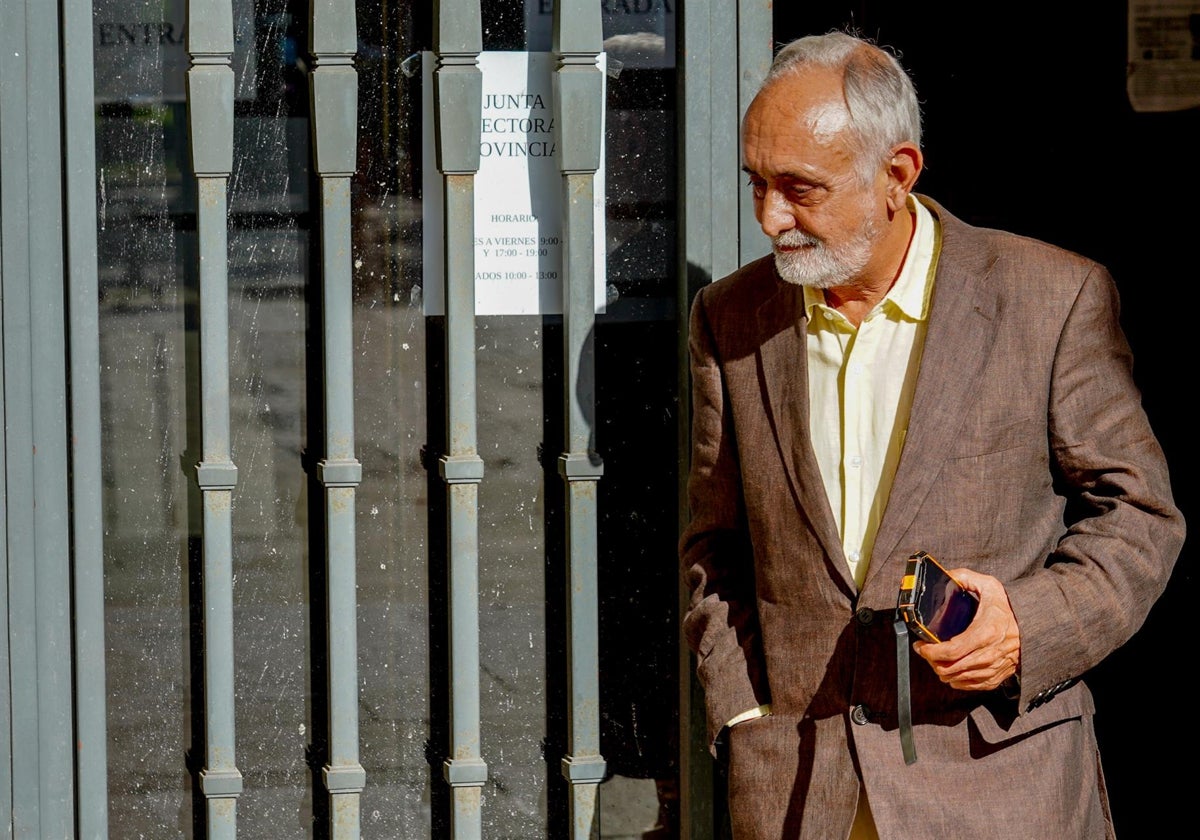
[353,0,433,836]
[97,0,317,834]
[594,3,681,837]
[469,3,681,837]
[472,314,550,836]
[96,0,435,836]
[96,0,679,836]
[95,0,203,830]
[225,5,312,834]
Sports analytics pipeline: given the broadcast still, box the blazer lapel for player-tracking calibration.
[755,280,848,582]
[864,203,1001,585]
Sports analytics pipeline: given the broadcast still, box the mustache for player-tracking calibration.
[773,230,822,249]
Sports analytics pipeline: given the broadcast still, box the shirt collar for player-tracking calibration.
[801,194,938,322]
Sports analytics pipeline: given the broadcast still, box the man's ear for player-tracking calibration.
[886,143,923,211]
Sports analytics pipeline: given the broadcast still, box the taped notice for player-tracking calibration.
[421,52,607,315]
[1128,1,1200,111]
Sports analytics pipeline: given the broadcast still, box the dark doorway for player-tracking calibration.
[773,4,1195,837]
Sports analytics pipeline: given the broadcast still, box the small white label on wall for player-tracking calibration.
[1127,1,1200,112]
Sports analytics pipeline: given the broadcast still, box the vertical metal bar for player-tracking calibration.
[680,1,775,837]
[28,0,76,834]
[678,0,713,279]
[310,2,367,837]
[736,1,772,266]
[681,4,732,833]
[677,2,772,838]
[0,355,9,840]
[0,2,35,832]
[552,4,607,839]
[0,222,12,839]
[186,2,243,835]
[433,3,487,838]
[0,0,75,833]
[61,0,110,834]
[710,0,741,280]
[0,22,9,839]
[676,3,712,837]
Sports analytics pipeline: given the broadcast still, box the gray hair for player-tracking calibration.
[764,32,922,182]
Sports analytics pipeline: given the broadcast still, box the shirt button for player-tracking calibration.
[848,455,862,468]
[848,550,861,563]
[823,310,835,321]
[850,362,864,375]
[855,607,875,626]
[851,704,871,725]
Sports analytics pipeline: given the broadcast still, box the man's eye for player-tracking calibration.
[746,178,766,196]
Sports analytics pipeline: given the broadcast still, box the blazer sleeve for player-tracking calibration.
[1004,265,1186,709]
[679,288,771,746]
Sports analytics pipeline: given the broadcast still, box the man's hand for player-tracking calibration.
[912,568,1020,691]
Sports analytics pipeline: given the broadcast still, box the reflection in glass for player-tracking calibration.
[96,0,679,836]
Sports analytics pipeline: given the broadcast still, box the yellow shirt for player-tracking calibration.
[803,195,939,588]
[722,197,940,740]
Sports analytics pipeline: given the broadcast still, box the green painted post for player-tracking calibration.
[677,3,773,839]
[678,2,718,836]
[186,2,243,836]
[433,3,488,838]
[0,0,90,833]
[552,3,607,839]
[310,2,367,837]
[1,3,38,833]
[62,0,110,834]
[736,1,773,267]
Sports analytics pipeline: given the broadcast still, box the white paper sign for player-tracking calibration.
[421,51,606,315]
[1127,1,1200,112]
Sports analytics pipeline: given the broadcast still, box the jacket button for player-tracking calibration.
[855,607,875,626]
[850,704,871,725]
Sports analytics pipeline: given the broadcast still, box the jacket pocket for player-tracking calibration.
[946,415,1042,460]
[969,682,1094,744]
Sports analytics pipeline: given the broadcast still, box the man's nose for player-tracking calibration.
[758,190,794,238]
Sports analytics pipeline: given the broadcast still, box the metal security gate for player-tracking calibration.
[0,1,768,837]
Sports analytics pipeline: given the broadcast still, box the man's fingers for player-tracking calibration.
[913,572,1021,692]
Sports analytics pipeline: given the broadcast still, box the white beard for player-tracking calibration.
[772,212,880,289]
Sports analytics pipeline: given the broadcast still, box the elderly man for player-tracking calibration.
[680,31,1184,839]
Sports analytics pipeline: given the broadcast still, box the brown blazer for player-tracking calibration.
[680,197,1185,839]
